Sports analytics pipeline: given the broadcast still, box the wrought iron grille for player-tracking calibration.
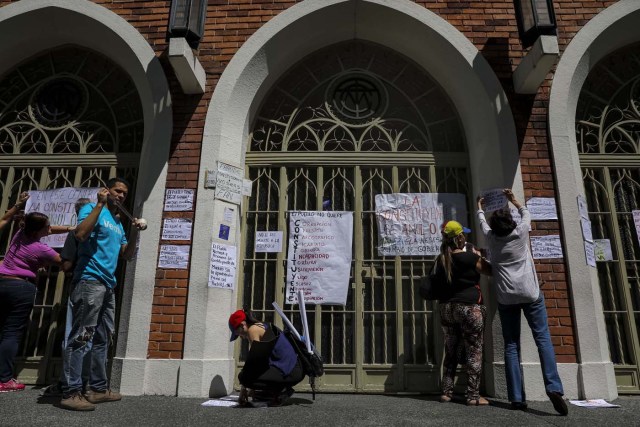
[0,47,143,384]
[241,41,469,392]
[576,43,640,393]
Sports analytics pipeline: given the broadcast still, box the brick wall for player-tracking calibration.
[0,0,619,363]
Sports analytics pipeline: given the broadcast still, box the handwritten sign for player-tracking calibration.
[255,231,283,253]
[164,189,194,211]
[581,218,593,242]
[215,162,243,205]
[530,235,563,259]
[577,195,589,220]
[375,193,467,256]
[594,239,613,261]
[285,211,353,305]
[481,188,508,212]
[161,218,192,241]
[633,211,640,247]
[584,241,596,267]
[527,197,558,220]
[158,245,190,269]
[208,242,237,289]
[25,187,100,248]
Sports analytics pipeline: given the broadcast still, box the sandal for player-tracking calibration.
[466,397,490,406]
[440,394,452,403]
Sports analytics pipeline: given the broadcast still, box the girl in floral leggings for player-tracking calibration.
[437,220,492,406]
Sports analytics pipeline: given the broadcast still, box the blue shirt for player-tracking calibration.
[74,203,127,288]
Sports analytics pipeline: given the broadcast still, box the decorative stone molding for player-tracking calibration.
[513,35,559,94]
[168,37,206,95]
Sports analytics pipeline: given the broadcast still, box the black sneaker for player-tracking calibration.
[41,382,63,397]
[547,391,568,416]
[510,401,528,411]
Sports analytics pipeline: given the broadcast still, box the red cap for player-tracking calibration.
[228,310,246,341]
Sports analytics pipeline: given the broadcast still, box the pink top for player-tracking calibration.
[0,230,58,279]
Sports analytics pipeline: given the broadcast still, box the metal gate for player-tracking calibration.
[0,46,143,384]
[238,41,470,392]
[576,43,640,393]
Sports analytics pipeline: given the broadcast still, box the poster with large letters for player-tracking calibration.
[375,193,468,256]
[285,211,353,305]
[25,187,100,248]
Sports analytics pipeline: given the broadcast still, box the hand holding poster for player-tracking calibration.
[375,193,467,256]
[24,187,100,248]
[285,211,353,305]
[481,188,508,213]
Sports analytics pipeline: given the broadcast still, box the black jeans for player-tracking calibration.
[0,279,36,382]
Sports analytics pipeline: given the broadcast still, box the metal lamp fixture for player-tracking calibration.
[168,0,207,49]
[513,0,557,47]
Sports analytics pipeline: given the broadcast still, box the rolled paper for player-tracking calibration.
[272,302,302,341]
[297,290,313,354]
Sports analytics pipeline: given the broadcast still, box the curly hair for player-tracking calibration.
[489,208,517,237]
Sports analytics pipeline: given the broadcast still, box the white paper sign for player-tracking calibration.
[158,245,190,269]
[208,242,237,289]
[215,162,244,205]
[577,195,589,220]
[161,218,192,241]
[526,197,558,220]
[633,210,640,247]
[531,235,564,259]
[375,193,467,256]
[584,241,596,267]
[223,207,234,223]
[255,231,283,253]
[581,218,593,242]
[25,187,100,248]
[594,239,613,261]
[569,399,619,408]
[285,211,353,305]
[481,188,508,212]
[164,189,194,211]
[242,179,253,196]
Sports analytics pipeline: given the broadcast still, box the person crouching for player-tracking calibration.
[229,309,304,406]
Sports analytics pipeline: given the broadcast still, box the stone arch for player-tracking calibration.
[0,0,172,394]
[188,0,520,397]
[547,0,640,400]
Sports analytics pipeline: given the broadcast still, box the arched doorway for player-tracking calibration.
[575,43,640,393]
[239,41,470,392]
[0,46,143,384]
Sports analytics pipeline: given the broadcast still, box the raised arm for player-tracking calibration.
[503,188,530,228]
[0,192,29,231]
[476,195,492,236]
[75,188,109,242]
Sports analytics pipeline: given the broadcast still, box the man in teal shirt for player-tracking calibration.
[60,178,144,411]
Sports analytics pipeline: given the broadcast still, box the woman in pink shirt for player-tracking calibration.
[0,198,63,393]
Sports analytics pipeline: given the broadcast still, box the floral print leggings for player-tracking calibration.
[440,302,486,401]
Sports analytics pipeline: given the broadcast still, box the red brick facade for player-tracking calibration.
[0,0,618,363]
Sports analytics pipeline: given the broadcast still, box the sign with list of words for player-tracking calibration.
[526,197,558,220]
[286,211,353,305]
[481,188,508,213]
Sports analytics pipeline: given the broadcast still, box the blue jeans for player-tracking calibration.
[58,295,92,389]
[498,294,564,403]
[62,279,115,396]
[0,279,36,382]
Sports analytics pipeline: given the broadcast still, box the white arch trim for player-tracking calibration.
[0,0,173,395]
[188,0,522,397]
[548,0,640,400]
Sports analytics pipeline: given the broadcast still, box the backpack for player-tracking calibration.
[278,325,324,399]
[419,257,447,301]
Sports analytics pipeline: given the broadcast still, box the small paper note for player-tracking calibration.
[584,241,596,267]
[581,218,593,242]
[594,239,613,261]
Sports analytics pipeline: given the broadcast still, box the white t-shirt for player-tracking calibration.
[477,207,539,305]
